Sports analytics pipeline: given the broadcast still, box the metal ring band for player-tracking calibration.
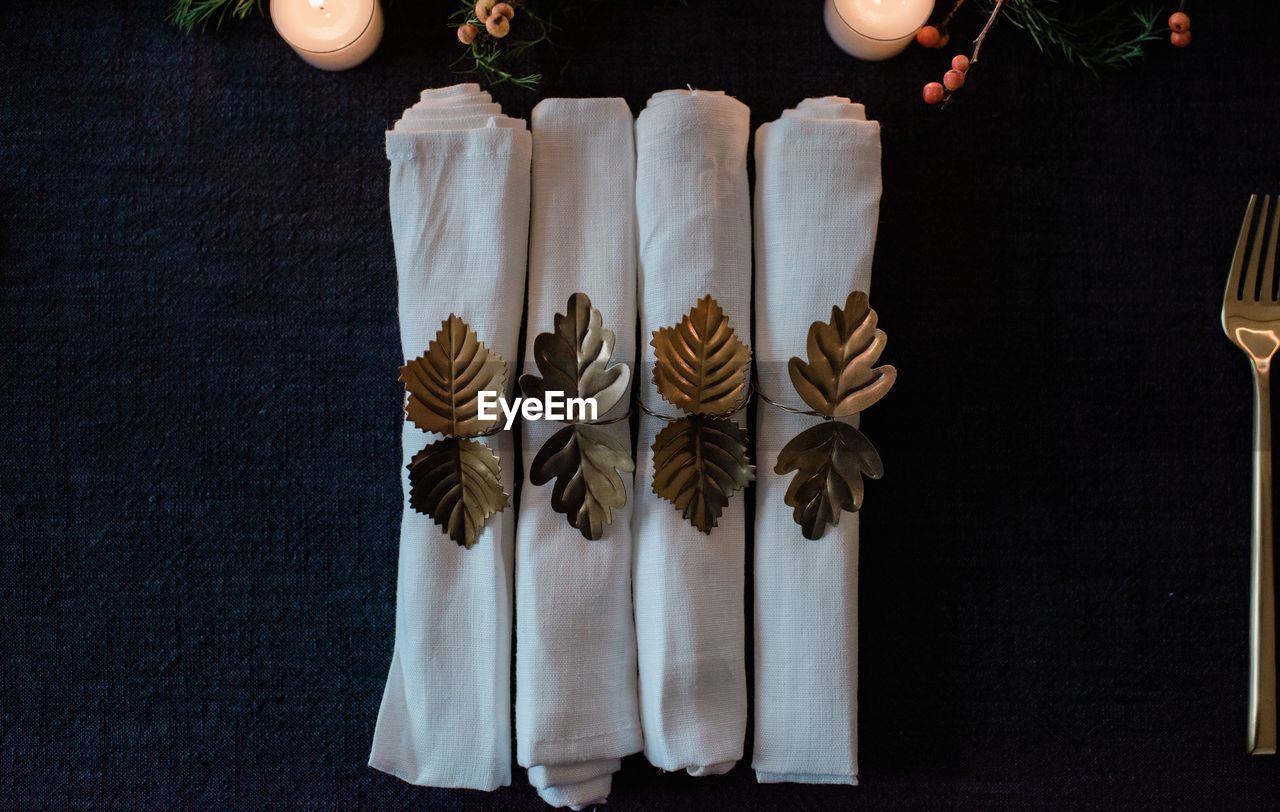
[636,400,683,421]
[754,384,830,419]
[545,408,633,427]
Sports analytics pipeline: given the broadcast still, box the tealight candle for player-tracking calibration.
[824,0,934,61]
[270,0,384,71]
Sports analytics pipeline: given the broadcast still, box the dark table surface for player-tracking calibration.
[4,1,1280,808]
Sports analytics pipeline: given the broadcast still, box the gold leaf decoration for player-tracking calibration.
[400,314,508,437]
[407,437,510,549]
[652,415,755,534]
[652,295,751,415]
[788,291,896,418]
[530,424,635,540]
[520,292,631,419]
[775,421,883,540]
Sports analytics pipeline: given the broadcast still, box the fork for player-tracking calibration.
[1223,193,1280,755]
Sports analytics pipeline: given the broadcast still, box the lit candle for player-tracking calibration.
[824,0,934,61]
[270,0,384,71]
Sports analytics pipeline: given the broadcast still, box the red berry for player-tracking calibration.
[951,54,970,73]
[943,69,966,91]
[1171,30,1191,47]
[916,25,941,48]
[1169,12,1190,33]
[937,31,951,48]
[923,82,945,104]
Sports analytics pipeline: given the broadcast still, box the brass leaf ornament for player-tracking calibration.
[530,424,635,540]
[401,314,508,437]
[776,421,883,540]
[652,415,755,534]
[788,291,896,418]
[652,295,751,415]
[520,292,631,419]
[407,437,510,549]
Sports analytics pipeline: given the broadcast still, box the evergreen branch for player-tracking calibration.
[168,0,261,33]
[982,0,1164,74]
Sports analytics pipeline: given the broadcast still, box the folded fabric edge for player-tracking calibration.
[687,759,737,777]
[367,754,510,792]
[420,82,482,99]
[535,774,613,810]
[640,749,742,776]
[520,726,644,766]
[754,771,858,786]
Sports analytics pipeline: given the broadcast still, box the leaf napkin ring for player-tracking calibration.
[520,292,635,541]
[649,295,756,534]
[764,291,897,540]
[399,314,511,549]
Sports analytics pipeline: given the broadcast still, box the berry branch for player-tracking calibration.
[969,0,1005,66]
[918,1,1193,108]
[452,1,553,90]
[938,0,969,30]
[921,0,1005,106]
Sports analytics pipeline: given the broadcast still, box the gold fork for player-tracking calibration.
[1223,193,1280,755]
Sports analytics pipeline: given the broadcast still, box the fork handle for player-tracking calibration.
[1250,364,1277,755]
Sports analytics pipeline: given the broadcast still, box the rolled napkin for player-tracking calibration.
[632,89,751,776]
[515,98,643,809]
[369,86,531,790]
[751,97,882,785]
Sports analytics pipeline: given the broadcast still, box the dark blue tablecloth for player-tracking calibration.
[4,1,1280,808]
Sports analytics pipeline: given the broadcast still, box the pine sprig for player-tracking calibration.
[980,0,1164,74]
[168,0,261,33]
[451,39,544,91]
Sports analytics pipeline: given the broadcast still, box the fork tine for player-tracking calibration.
[1248,196,1270,301]
[1229,194,1259,301]
[1265,195,1280,301]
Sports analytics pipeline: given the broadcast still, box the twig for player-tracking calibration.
[970,0,1006,66]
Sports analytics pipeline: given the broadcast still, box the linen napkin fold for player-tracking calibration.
[752,97,882,785]
[418,82,483,101]
[392,86,520,134]
[515,98,644,809]
[369,87,531,791]
[632,89,751,776]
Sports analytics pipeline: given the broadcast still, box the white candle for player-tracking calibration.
[824,0,934,61]
[270,0,384,71]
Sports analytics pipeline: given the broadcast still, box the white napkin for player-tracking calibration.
[632,89,751,776]
[515,98,644,809]
[369,86,531,791]
[751,97,882,785]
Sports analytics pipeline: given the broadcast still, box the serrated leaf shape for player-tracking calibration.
[407,437,509,549]
[775,421,883,540]
[530,424,635,540]
[788,291,896,418]
[652,295,751,415]
[520,292,631,420]
[652,415,755,534]
[400,314,507,437]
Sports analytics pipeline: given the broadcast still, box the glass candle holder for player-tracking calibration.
[824,0,935,61]
[270,0,384,71]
